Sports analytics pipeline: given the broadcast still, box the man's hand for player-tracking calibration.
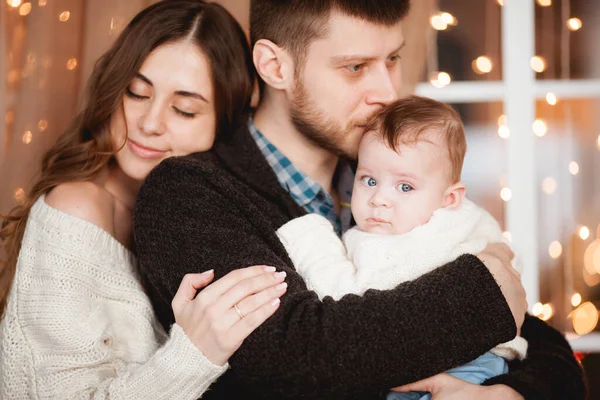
[477,242,526,334]
[391,373,525,399]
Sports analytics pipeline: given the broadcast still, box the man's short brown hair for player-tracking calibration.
[364,95,467,183]
[250,0,410,70]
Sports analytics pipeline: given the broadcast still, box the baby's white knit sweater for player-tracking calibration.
[277,198,528,361]
[0,197,227,399]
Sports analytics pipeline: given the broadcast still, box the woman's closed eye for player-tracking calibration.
[125,88,149,100]
[173,107,196,119]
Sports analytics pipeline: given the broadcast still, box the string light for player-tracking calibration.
[7,69,20,84]
[38,0,46,6]
[569,161,579,175]
[549,241,562,259]
[533,302,554,321]
[38,119,48,131]
[5,111,15,125]
[497,115,507,126]
[583,267,600,287]
[546,93,557,105]
[498,125,510,139]
[572,302,598,335]
[496,0,504,5]
[541,303,554,321]
[579,226,590,240]
[536,0,552,6]
[59,11,70,22]
[473,56,493,74]
[500,187,512,202]
[571,293,582,307]
[109,17,125,36]
[19,2,31,15]
[502,231,512,243]
[542,177,557,194]
[530,56,547,73]
[7,0,22,8]
[583,240,600,275]
[430,15,447,31]
[533,119,548,137]
[14,188,25,202]
[436,72,451,86]
[66,58,78,70]
[429,72,452,88]
[567,18,582,31]
[22,131,32,144]
[596,134,600,150]
[440,12,457,26]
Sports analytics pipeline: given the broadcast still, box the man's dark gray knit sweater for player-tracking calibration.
[133,125,585,400]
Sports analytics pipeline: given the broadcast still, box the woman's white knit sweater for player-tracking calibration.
[277,198,528,361]
[0,197,227,399]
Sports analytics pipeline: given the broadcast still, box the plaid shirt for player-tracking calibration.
[248,119,354,236]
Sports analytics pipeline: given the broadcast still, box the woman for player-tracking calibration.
[0,1,286,398]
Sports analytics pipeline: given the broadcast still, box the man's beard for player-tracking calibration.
[289,80,357,159]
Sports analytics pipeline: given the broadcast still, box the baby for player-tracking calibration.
[277,95,527,400]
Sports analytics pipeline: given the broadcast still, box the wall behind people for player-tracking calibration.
[0,0,433,214]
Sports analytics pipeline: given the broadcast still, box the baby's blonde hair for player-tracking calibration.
[363,95,467,183]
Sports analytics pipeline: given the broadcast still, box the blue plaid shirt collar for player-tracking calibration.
[248,118,352,235]
[248,119,320,207]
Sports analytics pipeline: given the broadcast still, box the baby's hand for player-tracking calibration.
[477,242,526,335]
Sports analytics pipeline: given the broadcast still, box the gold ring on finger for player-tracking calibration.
[234,303,245,319]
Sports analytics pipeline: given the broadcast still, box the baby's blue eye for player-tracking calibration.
[397,183,413,192]
[361,176,377,187]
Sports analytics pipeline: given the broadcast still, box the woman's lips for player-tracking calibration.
[127,139,167,159]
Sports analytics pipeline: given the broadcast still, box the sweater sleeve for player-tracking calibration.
[18,312,227,400]
[276,213,367,300]
[483,314,586,400]
[5,205,228,400]
[134,157,517,399]
[80,324,228,400]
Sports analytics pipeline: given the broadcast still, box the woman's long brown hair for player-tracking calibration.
[0,0,254,317]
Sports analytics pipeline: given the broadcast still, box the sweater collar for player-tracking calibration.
[211,120,306,219]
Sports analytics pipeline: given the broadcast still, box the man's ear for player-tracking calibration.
[442,181,466,210]
[253,39,295,91]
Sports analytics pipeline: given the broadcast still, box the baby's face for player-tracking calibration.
[351,132,453,235]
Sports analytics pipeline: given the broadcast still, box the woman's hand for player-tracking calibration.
[171,265,287,366]
[391,373,524,400]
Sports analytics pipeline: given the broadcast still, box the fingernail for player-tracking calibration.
[271,298,281,306]
[275,271,286,279]
[276,282,287,291]
[202,269,214,275]
[264,266,276,272]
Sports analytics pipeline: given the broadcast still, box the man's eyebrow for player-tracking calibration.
[330,41,406,64]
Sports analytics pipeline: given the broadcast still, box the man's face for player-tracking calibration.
[289,12,405,160]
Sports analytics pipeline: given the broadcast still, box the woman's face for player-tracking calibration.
[111,41,216,181]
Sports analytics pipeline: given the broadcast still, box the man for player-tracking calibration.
[134,1,585,399]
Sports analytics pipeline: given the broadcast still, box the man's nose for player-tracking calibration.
[364,68,399,107]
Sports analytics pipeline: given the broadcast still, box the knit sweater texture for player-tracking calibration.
[133,124,586,400]
[277,199,528,360]
[0,196,227,399]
